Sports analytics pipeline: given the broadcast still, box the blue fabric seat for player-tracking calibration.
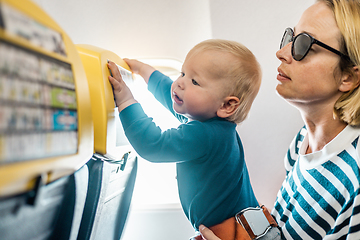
[77,153,138,240]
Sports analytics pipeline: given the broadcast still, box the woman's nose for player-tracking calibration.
[276,42,292,63]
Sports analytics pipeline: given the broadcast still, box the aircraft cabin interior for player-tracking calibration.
[0,0,317,239]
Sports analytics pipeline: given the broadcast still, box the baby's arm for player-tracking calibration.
[123,58,156,84]
[108,61,137,112]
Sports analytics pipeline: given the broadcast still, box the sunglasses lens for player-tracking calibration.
[280,29,293,49]
[292,34,312,61]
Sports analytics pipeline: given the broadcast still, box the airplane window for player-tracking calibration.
[124,59,183,207]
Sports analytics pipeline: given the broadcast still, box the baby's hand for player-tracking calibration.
[107,61,137,112]
[123,58,143,75]
[123,58,156,84]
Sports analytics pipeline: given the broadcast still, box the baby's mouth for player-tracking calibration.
[173,91,183,104]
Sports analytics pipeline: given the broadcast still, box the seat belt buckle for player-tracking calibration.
[235,206,277,239]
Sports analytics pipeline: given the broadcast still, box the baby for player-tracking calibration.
[108,39,261,232]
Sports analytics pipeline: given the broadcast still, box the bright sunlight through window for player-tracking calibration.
[122,59,183,208]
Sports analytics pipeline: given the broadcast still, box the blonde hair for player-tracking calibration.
[319,0,360,126]
[187,39,262,124]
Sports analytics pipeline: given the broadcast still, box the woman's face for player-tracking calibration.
[276,1,344,108]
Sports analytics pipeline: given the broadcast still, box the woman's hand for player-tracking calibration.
[107,61,137,112]
[196,225,222,240]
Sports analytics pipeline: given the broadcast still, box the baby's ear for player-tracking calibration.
[217,96,240,118]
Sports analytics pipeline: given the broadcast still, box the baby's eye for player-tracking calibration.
[192,79,199,86]
[180,72,185,77]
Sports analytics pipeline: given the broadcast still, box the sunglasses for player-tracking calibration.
[280,27,350,61]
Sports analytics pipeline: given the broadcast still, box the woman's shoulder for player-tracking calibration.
[347,126,360,163]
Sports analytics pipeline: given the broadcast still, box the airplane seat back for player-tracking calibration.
[77,153,138,240]
[52,165,89,240]
[0,164,88,240]
[0,1,138,239]
[0,0,93,239]
[75,44,138,240]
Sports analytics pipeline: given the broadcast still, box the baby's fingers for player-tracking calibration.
[108,75,121,90]
[107,61,123,82]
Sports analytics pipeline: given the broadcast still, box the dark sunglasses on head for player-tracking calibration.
[280,27,350,61]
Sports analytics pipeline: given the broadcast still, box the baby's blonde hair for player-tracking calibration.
[187,39,262,124]
[319,0,360,126]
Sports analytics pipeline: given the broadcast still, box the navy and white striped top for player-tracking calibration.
[272,125,360,239]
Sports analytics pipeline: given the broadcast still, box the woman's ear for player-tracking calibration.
[339,66,360,92]
[217,96,240,118]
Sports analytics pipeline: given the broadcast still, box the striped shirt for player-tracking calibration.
[272,125,360,239]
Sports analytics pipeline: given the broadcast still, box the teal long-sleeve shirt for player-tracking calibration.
[119,71,258,229]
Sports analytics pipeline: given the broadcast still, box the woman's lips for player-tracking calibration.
[277,68,291,82]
